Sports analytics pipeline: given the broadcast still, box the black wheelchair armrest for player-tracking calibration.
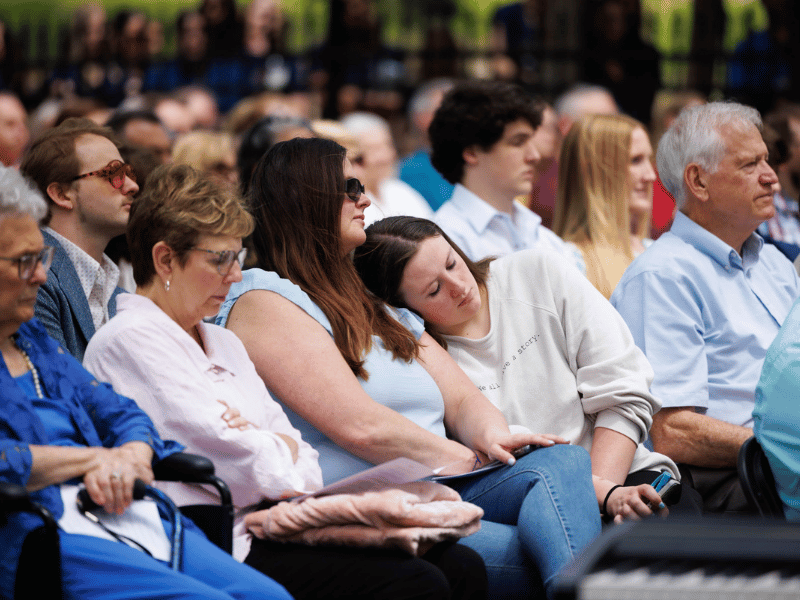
[153,452,234,553]
[154,452,216,482]
[0,480,32,512]
[0,480,59,531]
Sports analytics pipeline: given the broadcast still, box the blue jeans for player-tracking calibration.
[450,444,600,599]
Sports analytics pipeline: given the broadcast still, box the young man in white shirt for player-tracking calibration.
[21,118,139,360]
[429,80,568,261]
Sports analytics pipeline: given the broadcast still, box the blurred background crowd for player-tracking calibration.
[0,0,797,153]
[0,0,799,253]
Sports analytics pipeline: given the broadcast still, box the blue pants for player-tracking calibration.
[60,526,291,600]
[451,444,600,599]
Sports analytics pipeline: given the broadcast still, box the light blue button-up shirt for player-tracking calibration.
[611,211,800,427]
[433,183,568,261]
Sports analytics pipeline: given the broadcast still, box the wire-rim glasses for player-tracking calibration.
[190,247,248,275]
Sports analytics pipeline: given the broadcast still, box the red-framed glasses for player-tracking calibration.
[72,160,137,189]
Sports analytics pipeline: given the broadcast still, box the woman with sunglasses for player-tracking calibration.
[0,166,293,600]
[215,137,601,600]
[84,162,487,600]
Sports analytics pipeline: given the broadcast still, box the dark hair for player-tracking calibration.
[237,115,312,196]
[127,163,253,287]
[764,105,800,169]
[353,216,493,349]
[105,109,163,134]
[429,80,543,184]
[249,137,419,378]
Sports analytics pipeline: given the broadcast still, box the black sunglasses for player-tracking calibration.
[345,178,365,202]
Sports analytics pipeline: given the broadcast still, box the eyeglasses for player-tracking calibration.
[190,247,248,275]
[0,246,55,281]
[345,178,365,202]
[72,160,137,189]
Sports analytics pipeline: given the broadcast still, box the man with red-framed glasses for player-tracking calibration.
[20,118,139,361]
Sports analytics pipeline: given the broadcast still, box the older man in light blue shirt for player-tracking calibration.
[428,80,569,261]
[611,101,800,513]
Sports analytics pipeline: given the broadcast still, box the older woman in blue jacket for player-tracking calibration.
[0,165,289,600]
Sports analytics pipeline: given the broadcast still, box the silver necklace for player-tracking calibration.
[16,343,43,399]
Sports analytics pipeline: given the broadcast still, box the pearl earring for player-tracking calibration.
[165,280,170,292]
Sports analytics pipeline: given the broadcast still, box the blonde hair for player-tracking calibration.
[172,131,235,174]
[311,119,362,163]
[554,114,650,297]
[554,114,652,243]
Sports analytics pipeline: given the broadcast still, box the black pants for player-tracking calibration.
[677,464,757,515]
[245,538,488,600]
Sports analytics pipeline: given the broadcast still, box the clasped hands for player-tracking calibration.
[82,441,154,515]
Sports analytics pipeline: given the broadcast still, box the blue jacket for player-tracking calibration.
[0,319,182,595]
[35,229,125,362]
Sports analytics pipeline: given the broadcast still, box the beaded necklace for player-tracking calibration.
[15,341,44,399]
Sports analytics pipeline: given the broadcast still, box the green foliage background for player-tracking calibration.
[0,0,769,88]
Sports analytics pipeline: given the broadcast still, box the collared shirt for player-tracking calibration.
[0,318,182,595]
[433,183,568,261]
[758,191,800,246]
[84,293,323,561]
[44,227,119,331]
[611,211,800,427]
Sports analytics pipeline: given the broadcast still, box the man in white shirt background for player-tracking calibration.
[21,118,138,360]
[428,80,569,261]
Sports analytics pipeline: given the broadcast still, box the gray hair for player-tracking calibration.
[407,78,454,119]
[554,83,617,119]
[656,101,762,208]
[0,166,48,223]
[340,112,391,137]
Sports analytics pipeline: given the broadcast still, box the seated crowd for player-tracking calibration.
[3,20,800,598]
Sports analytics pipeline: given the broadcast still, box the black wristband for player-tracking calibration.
[601,484,622,517]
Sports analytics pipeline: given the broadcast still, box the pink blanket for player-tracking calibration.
[244,481,483,556]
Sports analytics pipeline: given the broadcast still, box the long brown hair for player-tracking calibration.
[248,137,418,379]
[354,216,493,349]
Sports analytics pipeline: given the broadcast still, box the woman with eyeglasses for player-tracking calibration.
[214,137,601,600]
[0,165,295,600]
[84,162,487,600]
